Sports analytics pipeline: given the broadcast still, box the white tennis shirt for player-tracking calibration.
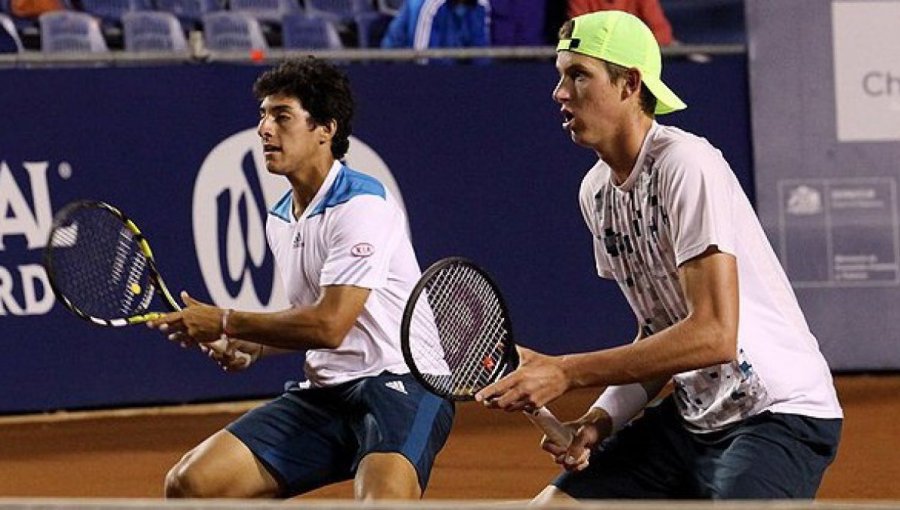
[266,161,419,387]
[579,122,843,432]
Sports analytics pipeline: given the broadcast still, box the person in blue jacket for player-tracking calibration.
[381,0,490,50]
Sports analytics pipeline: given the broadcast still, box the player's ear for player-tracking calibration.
[624,68,642,98]
[319,119,337,145]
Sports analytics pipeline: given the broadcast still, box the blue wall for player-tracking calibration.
[0,57,752,413]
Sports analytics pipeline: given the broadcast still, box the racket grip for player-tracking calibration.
[523,406,573,447]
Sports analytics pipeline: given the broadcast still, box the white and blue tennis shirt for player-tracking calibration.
[266,161,422,387]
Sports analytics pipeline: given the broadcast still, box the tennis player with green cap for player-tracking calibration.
[476,10,843,502]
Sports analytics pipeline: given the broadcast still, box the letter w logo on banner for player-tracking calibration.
[215,152,275,303]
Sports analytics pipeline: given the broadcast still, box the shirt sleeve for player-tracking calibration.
[658,142,739,266]
[320,195,399,290]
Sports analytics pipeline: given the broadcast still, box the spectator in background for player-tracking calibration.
[490,0,546,46]
[9,0,65,18]
[381,0,490,50]
[567,0,673,46]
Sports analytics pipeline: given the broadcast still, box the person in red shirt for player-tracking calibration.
[9,0,65,18]
[567,0,673,45]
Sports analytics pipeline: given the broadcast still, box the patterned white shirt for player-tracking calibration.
[579,122,842,432]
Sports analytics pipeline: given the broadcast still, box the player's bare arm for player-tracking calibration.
[477,246,737,410]
[148,284,370,350]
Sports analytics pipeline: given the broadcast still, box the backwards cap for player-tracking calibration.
[557,10,686,115]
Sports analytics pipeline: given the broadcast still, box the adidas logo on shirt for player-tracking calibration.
[385,380,408,395]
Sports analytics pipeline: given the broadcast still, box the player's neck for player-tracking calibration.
[598,115,653,185]
[287,154,337,218]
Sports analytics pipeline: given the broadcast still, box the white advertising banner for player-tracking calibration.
[832,1,900,142]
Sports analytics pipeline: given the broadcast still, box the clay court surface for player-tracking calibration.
[0,375,896,501]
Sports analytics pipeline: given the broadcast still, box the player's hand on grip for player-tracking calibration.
[475,346,570,411]
[543,408,611,472]
[174,291,228,343]
[205,339,261,372]
[148,292,230,346]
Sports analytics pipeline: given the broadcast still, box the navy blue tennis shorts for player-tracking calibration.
[226,371,454,497]
[555,396,841,499]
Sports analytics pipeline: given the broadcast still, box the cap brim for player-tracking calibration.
[643,76,687,115]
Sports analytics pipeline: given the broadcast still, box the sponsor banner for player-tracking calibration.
[0,59,751,413]
[748,0,900,370]
[832,0,900,142]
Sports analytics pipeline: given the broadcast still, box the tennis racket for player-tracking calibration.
[43,199,247,363]
[400,257,573,447]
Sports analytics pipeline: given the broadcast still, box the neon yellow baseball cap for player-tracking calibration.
[557,10,687,115]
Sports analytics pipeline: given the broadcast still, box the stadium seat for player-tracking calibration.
[0,12,23,52]
[201,11,267,51]
[305,0,372,25]
[154,0,222,31]
[122,11,188,53]
[281,13,343,50]
[354,10,390,48]
[39,10,108,52]
[228,0,300,24]
[79,0,153,25]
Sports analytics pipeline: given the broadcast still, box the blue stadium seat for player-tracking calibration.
[79,0,153,25]
[305,0,372,25]
[228,0,300,24]
[202,11,267,51]
[281,13,343,50]
[122,11,188,52]
[154,0,222,31]
[39,10,108,52]
[0,12,23,52]
[354,10,390,48]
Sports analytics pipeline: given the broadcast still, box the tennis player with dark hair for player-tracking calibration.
[147,57,454,500]
[476,11,843,502]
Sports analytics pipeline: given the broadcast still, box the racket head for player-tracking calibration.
[401,257,518,401]
[43,200,178,327]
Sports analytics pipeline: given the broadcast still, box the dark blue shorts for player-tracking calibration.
[226,371,454,497]
[555,396,841,499]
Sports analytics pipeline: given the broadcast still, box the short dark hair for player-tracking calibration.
[557,20,657,116]
[253,57,354,159]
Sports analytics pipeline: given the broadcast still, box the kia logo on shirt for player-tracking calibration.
[351,243,374,257]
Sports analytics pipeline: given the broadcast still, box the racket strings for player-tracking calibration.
[47,206,155,319]
[415,264,511,398]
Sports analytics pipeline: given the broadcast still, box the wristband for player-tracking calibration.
[220,308,233,340]
[592,383,649,433]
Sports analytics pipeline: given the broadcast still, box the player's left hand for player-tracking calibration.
[474,346,570,411]
[205,339,260,372]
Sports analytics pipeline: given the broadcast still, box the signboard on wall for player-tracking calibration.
[748,0,900,370]
[832,0,900,142]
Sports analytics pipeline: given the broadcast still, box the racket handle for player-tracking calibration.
[523,406,573,447]
[205,338,252,368]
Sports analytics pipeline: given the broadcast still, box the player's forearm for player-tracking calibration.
[225,307,350,351]
[561,316,736,389]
